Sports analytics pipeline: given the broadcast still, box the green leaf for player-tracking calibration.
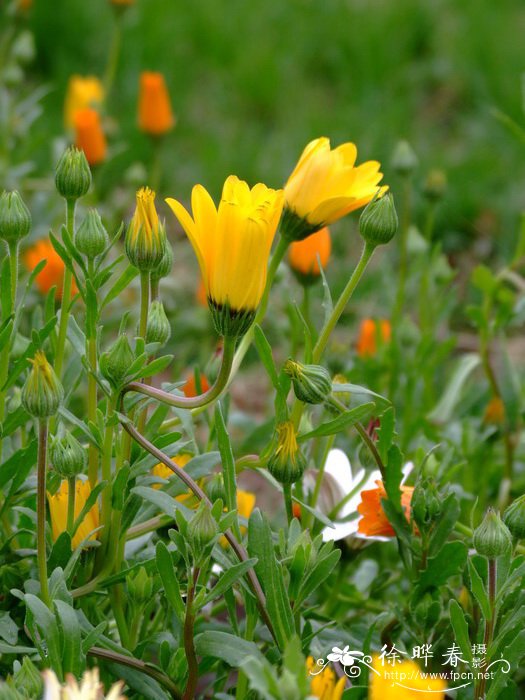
[54,600,83,676]
[427,353,481,423]
[298,402,375,440]
[156,542,185,623]
[130,354,173,382]
[24,593,63,676]
[195,630,265,667]
[376,407,395,463]
[253,324,280,390]
[468,558,491,620]
[296,548,341,606]
[428,492,460,557]
[215,403,238,530]
[449,599,474,665]
[101,265,139,309]
[247,509,295,650]
[202,558,259,605]
[418,541,468,592]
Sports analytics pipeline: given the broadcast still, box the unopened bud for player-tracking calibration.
[0,190,31,245]
[151,240,173,281]
[473,508,513,559]
[423,169,447,202]
[411,478,442,531]
[503,495,525,540]
[391,140,418,176]
[359,192,398,247]
[55,146,92,201]
[21,351,64,418]
[99,334,134,388]
[284,359,331,405]
[267,421,306,484]
[9,657,42,698]
[51,433,86,478]
[128,566,153,605]
[188,502,218,553]
[75,209,109,259]
[206,473,226,503]
[145,300,171,346]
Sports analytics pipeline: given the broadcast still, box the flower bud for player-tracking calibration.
[125,187,167,272]
[473,508,513,559]
[9,657,42,699]
[359,192,398,247]
[283,359,331,405]
[150,239,173,281]
[503,495,525,540]
[206,473,226,503]
[410,478,442,531]
[423,169,447,202]
[55,146,92,201]
[21,351,64,418]
[0,190,31,245]
[128,566,153,605]
[51,433,87,478]
[267,421,306,484]
[391,140,418,176]
[75,209,109,259]
[188,502,218,553]
[99,334,134,388]
[145,300,171,347]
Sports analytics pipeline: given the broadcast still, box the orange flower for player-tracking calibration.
[183,372,210,398]
[138,72,175,136]
[483,396,505,425]
[357,480,413,537]
[356,318,391,357]
[288,227,331,283]
[25,239,78,299]
[74,108,107,166]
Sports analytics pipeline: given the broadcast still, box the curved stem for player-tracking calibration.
[37,419,51,607]
[121,334,236,411]
[313,242,375,363]
[88,646,181,699]
[118,412,277,645]
[54,199,76,380]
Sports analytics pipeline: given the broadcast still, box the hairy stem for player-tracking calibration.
[54,199,76,380]
[37,419,51,607]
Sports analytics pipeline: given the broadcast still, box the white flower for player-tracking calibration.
[42,669,126,700]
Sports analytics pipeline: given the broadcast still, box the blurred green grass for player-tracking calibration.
[15,0,525,255]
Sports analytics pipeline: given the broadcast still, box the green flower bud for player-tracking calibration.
[128,566,154,605]
[206,473,226,503]
[9,657,43,699]
[125,187,167,272]
[267,421,306,484]
[503,494,525,540]
[21,351,64,418]
[473,508,513,559]
[99,334,134,388]
[283,359,331,405]
[411,478,442,531]
[188,502,218,553]
[391,140,418,176]
[0,683,24,700]
[423,169,447,202]
[0,190,31,245]
[359,192,398,247]
[151,239,173,281]
[51,433,87,478]
[75,209,109,259]
[145,300,171,347]
[55,146,92,201]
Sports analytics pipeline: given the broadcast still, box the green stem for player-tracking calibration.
[306,434,336,529]
[139,271,150,339]
[98,394,117,561]
[475,558,497,700]
[66,476,76,536]
[8,241,18,312]
[393,176,412,323]
[182,567,200,700]
[313,242,376,363]
[0,241,19,462]
[87,258,99,487]
[54,199,76,381]
[37,419,51,607]
[122,334,236,411]
[283,483,294,525]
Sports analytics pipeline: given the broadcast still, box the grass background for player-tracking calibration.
[18,0,525,260]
